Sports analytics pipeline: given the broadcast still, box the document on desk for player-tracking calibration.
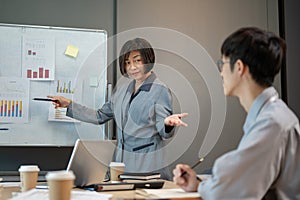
[136,188,200,199]
[10,189,112,200]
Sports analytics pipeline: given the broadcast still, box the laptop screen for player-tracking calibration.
[66,139,116,187]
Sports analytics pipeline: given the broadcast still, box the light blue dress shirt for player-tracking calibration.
[198,87,300,199]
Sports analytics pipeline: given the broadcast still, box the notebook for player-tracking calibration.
[66,139,116,187]
[119,172,161,180]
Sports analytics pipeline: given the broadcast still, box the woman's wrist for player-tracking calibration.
[67,99,72,107]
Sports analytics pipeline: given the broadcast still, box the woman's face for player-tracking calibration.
[125,50,150,82]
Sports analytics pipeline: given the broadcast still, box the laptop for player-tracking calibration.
[64,139,165,191]
[66,139,116,187]
[0,171,47,182]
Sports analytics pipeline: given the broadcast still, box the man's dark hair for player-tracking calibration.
[119,38,155,77]
[221,27,286,86]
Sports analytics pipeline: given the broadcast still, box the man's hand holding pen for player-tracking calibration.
[173,164,201,192]
[173,158,204,192]
[47,95,72,109]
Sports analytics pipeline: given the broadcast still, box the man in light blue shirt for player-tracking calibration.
[173,27,300,199]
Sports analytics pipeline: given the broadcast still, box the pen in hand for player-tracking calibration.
[180,157,204,177]
[33,98,59,103]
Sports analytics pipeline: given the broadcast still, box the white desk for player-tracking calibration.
[0,181,201,200]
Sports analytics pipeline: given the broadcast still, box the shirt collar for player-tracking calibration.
[243,86,279,133]
[128,72,156,93]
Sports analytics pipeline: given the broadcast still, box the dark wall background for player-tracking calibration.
[283,0,300,118]
[0,0,114,31]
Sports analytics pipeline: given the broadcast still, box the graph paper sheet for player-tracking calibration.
[0,77,30,123]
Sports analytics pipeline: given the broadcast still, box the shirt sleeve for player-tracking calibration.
[198,117,284,199]
[154,86,174,138]
[66,101,114,125]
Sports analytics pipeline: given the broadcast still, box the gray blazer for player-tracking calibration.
[67,72,175,179]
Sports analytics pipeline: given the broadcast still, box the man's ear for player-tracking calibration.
[235,59,247,75]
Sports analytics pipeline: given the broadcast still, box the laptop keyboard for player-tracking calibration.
[1,175,21,182]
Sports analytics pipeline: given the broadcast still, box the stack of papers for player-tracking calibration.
[10,189,112,200]
[136,188,200,199]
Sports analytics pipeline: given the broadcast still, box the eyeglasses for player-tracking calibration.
[216,59,230,72]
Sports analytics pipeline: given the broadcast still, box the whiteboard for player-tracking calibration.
[0,23,107,146]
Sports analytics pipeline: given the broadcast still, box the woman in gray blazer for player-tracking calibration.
[49,38,187,180]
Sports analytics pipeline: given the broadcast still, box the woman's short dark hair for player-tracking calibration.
[221,27,286,87]
[119,38,155,77]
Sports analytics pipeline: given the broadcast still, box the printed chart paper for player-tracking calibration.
[0,77,30,123]
[48,107,80,123]
[48,78,82,123]
[22,36,55,80]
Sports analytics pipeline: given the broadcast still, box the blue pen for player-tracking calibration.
[0,128,9,131]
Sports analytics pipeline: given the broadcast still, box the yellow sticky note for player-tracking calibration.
[65,45,79,58]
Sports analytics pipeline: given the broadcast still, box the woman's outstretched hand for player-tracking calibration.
[164,113,188,127]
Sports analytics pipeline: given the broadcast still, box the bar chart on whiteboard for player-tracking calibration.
[0,77,30,123]
[21,36,55,81]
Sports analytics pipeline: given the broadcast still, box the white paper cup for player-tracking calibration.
[46,170,75,200]
[109,162,125,182]
[18,165,40,192]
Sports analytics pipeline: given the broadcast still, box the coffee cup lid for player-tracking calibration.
[109,162,125,167]
[46,170,75,181]
[18,165,40,172]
